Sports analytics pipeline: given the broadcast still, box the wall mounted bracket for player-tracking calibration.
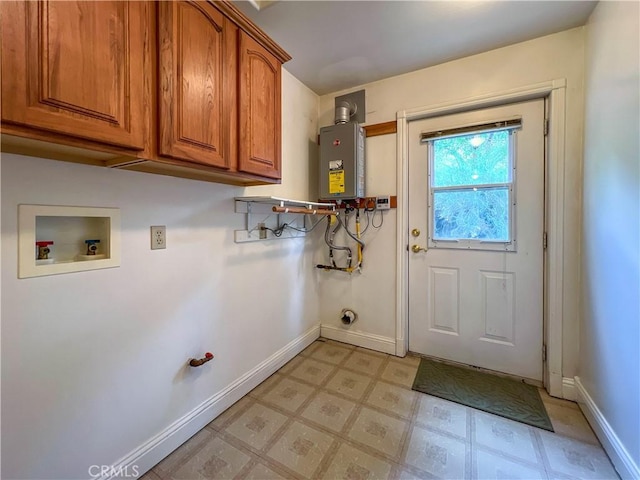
[234,196,335,243]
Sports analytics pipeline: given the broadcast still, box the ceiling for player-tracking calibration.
[232,1,597,95]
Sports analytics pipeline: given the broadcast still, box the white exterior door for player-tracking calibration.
[407,100,545,381]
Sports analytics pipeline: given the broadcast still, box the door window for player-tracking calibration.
[424,123,519,250]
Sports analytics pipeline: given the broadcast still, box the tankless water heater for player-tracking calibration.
[319,121,365,200]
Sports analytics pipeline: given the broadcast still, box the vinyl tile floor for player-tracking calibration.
[143,339,619,480]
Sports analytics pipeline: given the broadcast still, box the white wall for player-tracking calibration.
[0,70,320,480]
[579,1,639,476]
[317,28,586,375]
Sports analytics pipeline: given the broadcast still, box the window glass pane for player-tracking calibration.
[433,188,510,241]
[432,130,510,187]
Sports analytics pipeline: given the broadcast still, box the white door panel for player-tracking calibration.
[408,100,544,381]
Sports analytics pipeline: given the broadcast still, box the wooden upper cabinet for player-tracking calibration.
[1,0,290,184]
[157,1,236,169]
[238,31,282,180]
[1,1,147,150]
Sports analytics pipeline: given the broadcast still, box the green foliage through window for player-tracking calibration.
[433,131,510,187]
[430,130,513,242]
[433,188,509,240]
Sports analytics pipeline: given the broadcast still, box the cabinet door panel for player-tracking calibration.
[158,1,235,169]
[238,31,281,179]
[1,1,146,150]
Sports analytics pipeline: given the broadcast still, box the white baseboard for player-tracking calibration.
[320,324,397,355]
[575,376,640,480]
[562,376,576,401]
[104,324,320,480]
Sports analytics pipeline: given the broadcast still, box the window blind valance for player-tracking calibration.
[420,118,522,142]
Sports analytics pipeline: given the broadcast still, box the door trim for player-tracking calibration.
[395,79,567,398]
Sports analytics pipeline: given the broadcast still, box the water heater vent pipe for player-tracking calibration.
[334,101,357,124]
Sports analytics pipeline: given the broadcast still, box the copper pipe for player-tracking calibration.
[189,352,214,367]
[272,205,336,216]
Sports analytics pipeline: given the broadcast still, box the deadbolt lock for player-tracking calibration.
[411,228,421,237]
[411,244,427,253]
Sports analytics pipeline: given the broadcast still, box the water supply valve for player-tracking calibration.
[36,241,54,260]
[85,239,100,255]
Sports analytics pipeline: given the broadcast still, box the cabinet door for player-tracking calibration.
[238,31,282,179]
[158,1,236,169]
[1,1,146,150]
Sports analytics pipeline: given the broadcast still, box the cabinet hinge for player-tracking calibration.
[543,232,548,250]
[543,119,549,136]
[542,344,547,362]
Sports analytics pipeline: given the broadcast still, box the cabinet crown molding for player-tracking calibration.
[213,0,292,64]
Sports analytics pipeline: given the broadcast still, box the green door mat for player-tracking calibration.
[412,357,554,432]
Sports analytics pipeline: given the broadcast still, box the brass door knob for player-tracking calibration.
[411,244,427,253]
[411,228,421,237]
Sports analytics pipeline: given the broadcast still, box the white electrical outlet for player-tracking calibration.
[150,226,166,250]
[258,223,267,239]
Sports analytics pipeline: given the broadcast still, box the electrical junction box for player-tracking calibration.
[319,122,365,200]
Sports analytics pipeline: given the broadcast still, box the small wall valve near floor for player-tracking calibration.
[189,352,214,367]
